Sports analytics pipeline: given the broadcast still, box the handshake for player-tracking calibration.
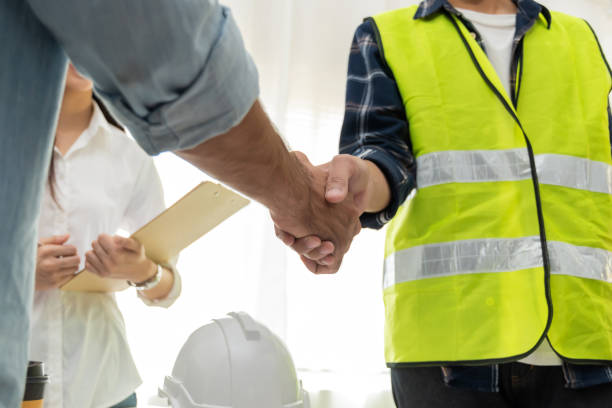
[176,101,390,273]
[269,151,389,274]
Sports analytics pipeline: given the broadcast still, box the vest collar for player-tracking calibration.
[414,0,551,30]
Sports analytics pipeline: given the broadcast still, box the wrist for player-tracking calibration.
[128,262,162,291]
[133,260,157,285]
[363,159,391,213]
[268,152,313,216]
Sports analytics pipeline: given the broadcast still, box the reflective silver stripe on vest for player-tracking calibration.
[383,237,543,289]
[548,241,612,283]
[535,154,612,195]
[416,150,612,195]
[383,238,612,289]
[416,149,531,188]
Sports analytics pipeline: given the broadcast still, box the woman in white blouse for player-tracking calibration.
[30,64,181,408]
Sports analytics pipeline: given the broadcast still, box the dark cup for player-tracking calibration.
[22,361,49,408]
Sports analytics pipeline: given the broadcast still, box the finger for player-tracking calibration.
[114,236,141,253]
[38,234,70,246]
[96,234,116,253]
[313,257,341,275]
[325,155,353,203]
[299,255,319,274]
[92,240,112,268]
[274,226,295,246]
[326,155,370,204]
[57,255,81,269]
[59,266,79,276]
[302,241,335,261]
[86,251,106,276]
[40,244,77,258]
[52,267,78,282]
[290,235,322,255]
[86,261,100,276]
[56,273,75,288]
[316,162,330,172]
[317,254,337,266]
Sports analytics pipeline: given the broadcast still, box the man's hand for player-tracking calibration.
[35,234,81,291]
[85,234,156,283]
[269,152,363,274]
[275,154,390,273]
[173,101,380,274]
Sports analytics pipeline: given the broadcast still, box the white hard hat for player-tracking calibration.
[160,312,309,408]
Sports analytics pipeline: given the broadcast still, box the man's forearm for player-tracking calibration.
[176,100,309,213]
[177,100,363,273]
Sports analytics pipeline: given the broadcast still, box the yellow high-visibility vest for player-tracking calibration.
[373,6,612,366]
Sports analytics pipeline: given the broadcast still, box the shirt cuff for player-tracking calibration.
[356,147,416,230]
[138,260,181,308]
[101,7,259,155]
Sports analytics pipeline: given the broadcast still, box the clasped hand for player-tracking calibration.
[85,234,156,283]
[271,152,375,274]
[35,234,156,290]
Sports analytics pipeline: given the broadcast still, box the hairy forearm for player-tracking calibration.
[175,100,310,213]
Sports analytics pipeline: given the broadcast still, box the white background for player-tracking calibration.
[114,1,612,407]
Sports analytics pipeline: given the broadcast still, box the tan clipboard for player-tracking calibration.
[60,181,249,292]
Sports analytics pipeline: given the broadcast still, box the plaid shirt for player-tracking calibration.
[339,0,612,392]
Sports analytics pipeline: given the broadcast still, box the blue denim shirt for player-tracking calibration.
[339,0,612,391]
[27,0,260,156]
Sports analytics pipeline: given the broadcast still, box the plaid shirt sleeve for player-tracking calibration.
[339,20,417,230]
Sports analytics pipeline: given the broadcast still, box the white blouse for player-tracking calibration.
[29,103,181,408]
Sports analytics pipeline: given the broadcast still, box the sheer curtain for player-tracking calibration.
[116,1,611,407]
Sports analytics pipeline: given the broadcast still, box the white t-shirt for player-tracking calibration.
[30,103,182,408]
[458,8,562,367]
[458,8,515,98]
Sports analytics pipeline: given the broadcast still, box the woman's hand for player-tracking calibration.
[85,234,156,283]
[36,234,80,291]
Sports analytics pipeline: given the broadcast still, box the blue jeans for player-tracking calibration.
[0,1,67,407]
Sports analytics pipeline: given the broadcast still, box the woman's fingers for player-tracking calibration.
[97,234,117,253]
[56,255,80,269]
[38,234,70,246]
[40,244,77,258]
[114,236,141,253]
[92,240,112,268]
[56,273,75,288]
[85,251,106,276]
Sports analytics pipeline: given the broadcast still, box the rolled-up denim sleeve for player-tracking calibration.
[26,0,259,155]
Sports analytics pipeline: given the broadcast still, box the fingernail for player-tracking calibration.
[306,238,319,250]
[326,188,342,196]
